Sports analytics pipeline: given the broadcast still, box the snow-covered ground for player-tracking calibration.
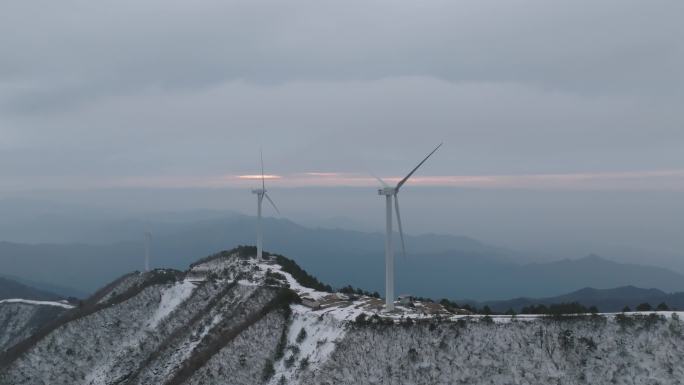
[95,273,147,304]
[255,262,329,301]
[3,250,684,385]
[270,305,348,384]
[147,280,196,328]
[0,299,74,309]
[0,300,71,353]
[246,256,684,325]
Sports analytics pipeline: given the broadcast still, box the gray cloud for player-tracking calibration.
[1,77,682,183]
[1,0,684,266]
[1,0,682,111]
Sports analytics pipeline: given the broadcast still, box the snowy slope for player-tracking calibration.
[1,248,683,385]
[0,301,69,353]
[0,299,74,309]
[303,314,684,385]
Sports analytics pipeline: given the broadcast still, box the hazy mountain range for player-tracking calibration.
[2,211,684,300]
[468,285,684,313]
[0,277,63,302]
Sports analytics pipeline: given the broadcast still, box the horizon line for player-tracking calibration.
[2,169,684,192]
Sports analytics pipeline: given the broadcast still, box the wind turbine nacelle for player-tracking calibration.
[378,187,396,196]
[251,188,266,195]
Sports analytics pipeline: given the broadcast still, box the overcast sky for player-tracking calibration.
[1,1,684,267]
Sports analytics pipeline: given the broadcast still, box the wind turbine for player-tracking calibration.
[375,143,442,311]
[144,231,152,272]
[252,150,280,259]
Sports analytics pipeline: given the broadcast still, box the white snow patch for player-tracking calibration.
[0,298,74,309]
[270,305,347,385]
[318,301,371,321]
[255,262,328,300]
[147,280,196,328]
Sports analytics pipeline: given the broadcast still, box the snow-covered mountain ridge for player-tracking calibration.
[0,300,71,355]
[1,246,683,385]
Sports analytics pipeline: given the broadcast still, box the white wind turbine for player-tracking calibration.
[252,150,280,259]
[374,143,442,311]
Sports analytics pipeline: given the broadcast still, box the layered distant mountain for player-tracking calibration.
[0,276,63,301]
[471,285,684,313]
[2,215,684,300]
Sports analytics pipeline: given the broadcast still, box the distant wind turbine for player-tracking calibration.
[144,231,152,272]
[252,150,280,259]
[374,143,442,311]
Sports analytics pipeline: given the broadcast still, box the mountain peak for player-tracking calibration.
[3,247,684,385]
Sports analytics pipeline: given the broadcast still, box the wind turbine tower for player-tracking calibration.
[251,150,280,259]
[374,143,442,311]
[144,231,152,272]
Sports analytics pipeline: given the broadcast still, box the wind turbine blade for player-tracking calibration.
[260,148,265,190]
[396,142,443,190]
[394,193,406,259]
[264,192,280,215]
[370,172,389,188]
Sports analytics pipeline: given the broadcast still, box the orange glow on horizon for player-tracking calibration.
[9,169,684,192]
[237,174,282,180]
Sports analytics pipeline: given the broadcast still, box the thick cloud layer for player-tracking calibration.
[2,0,683,189]
[2,0,682,96]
